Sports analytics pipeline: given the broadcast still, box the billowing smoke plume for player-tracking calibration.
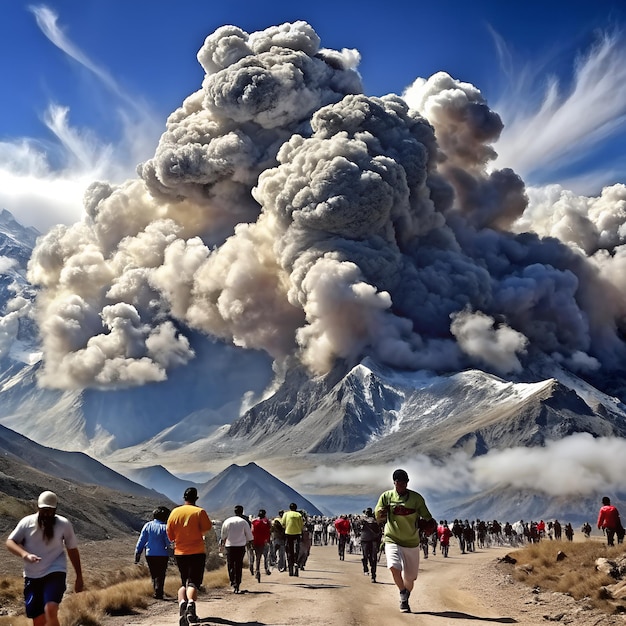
[24,21,626,389]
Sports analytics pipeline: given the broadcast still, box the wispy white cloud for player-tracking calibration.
[493,32,626,194]
[0,5,161,232]
[30,4,131,106]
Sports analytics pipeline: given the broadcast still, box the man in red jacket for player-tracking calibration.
[597,496,623,546]
[334,515,351,561]
[251,509,272,581]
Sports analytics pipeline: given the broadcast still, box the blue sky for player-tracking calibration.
[1,0,626,232]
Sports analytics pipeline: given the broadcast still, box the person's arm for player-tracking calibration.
[200,510,213,534]
[374,493,388,523]
[135,524,148,562]
[67,547,84,592]
[598,509,605,529]
[6,538,41,563]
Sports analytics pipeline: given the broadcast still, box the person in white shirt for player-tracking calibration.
[6,490,83,626]
[220,505,253,593]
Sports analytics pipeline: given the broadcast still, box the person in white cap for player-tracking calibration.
[6,490,83,626]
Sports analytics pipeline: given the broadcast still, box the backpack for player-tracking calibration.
[272,519,285,538]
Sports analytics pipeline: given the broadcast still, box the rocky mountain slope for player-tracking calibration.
[3,207,626,523]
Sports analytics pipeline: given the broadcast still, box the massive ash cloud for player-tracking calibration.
[23,21,626,389]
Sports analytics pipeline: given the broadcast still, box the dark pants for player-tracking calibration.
[253,543,270,574]
[362,540,378,576]
[285,534,301,574]
[226,545,246,588]
[338,533,348,559]
[146,555,169,598]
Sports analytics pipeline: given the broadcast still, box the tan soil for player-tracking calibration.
[95,541,625,626]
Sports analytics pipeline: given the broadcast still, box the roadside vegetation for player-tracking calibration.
[507,539,626,614]
[0,533,227,626]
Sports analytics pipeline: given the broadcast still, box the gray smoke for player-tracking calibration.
[23,21,626,389]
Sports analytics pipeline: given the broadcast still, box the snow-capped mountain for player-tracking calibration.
[223,358,626,459]
[2,208,626,523]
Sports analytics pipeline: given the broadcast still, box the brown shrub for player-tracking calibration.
[508,540,626,613]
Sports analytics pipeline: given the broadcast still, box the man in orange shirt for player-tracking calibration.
[166,487,212,624]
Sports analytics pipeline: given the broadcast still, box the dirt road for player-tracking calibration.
[121,542,538,626]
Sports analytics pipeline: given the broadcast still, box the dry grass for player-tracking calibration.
[0,567,230,626]
[508,539,626,613]
[0,536,228,626]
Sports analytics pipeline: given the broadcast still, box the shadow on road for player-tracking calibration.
[194,617,268,626]
[415,611,517,623]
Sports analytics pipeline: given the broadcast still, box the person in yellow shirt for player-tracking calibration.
[166,487,212,623]
[281,502,304,576]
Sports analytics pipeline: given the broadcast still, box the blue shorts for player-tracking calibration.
[175,553,206,589]
[24,572,67,618]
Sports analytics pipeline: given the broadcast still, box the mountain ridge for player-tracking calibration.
[2,208,626,524]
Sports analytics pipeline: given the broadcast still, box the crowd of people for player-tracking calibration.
[5,479,625,624]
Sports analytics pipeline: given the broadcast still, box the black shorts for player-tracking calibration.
[24,571,66,618]
[175,553,206,588]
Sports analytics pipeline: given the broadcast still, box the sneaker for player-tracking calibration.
[371,576,376,583]
[186,602,197,623]
[399,589,411,613]
[256,570,261,582]
[265,569,271,575]
[179,602,187,617]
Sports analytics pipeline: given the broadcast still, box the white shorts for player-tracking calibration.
[385,543,420,581]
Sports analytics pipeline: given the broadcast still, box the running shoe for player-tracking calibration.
[186,601,197,623]
[399,589,411,612]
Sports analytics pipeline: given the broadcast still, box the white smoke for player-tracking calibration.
[295,434,626,497]
[17,21,626,389]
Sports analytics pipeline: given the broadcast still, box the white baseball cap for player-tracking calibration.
[37,491,58,509]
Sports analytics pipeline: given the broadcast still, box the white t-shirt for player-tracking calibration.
[220,516,253,547]
[8,513,78,579]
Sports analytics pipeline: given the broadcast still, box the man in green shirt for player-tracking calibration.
[375,469,435,613]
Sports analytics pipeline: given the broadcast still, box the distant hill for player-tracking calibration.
[0,423,174,539]
[197,462,324,521]
[123,464,202,504]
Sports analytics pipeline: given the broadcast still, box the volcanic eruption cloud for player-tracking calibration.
[27,21,626,390]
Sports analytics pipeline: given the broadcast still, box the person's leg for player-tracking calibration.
[263,543,271,574]
[175,556,189,612]
[147,556,168,598]
[225,547,236,586]
[277,540,286,571]
[185,553,205,621]
[369,541,376,575]
[254,544,262,580]
[156,556,169,598]
[235,546,246,589]
[362,541,369,573]
[43,602,60,626]
[285,536,295,574]
[248,544,254,574]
